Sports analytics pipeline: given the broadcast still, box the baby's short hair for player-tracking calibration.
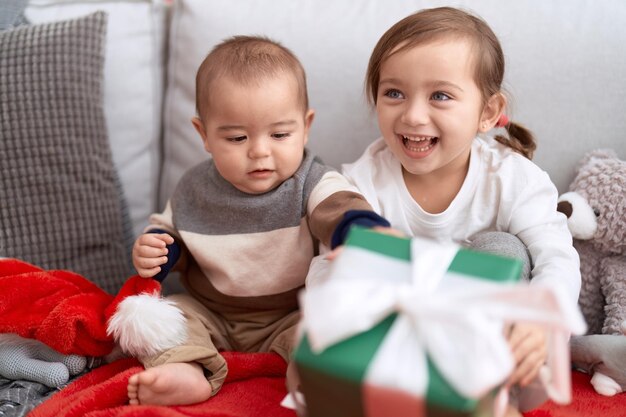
[195,35,309,120]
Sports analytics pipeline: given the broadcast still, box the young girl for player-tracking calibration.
[341,6,581,415]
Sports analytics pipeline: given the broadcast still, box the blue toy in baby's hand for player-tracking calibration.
[0,333,87,387]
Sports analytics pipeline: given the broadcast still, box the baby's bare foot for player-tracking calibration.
[127,362,212,406]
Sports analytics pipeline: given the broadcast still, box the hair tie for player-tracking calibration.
[496,114,509,127]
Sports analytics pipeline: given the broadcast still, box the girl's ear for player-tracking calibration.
[191,116,212,154]
[478,93,507,133]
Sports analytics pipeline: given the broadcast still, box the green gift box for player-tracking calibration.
[294,227,523,417]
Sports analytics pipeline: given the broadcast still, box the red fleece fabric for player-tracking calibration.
[29,352,297,417]
[28,356,626,417]
[0,258,160,356]
[3,259,625,416]
[524,371,626,417]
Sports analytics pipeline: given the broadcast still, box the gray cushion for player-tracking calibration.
[0,11,132,294]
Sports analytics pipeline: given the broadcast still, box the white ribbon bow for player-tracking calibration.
[302,237,586,403]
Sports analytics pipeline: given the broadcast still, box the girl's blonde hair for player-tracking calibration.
[365,7,536,159]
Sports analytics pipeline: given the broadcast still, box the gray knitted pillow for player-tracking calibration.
[0,11,132,294]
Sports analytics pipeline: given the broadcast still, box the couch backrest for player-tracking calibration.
[161,0,626,211]
[26,0,626,236]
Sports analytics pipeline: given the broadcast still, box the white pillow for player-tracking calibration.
[163,0,626,207]
[26,0,166,237]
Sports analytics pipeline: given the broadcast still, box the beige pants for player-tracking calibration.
[141,293,300,396]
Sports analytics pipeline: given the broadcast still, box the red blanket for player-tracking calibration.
[29,352,296,417]
[524,371,626,417]
[27,356,626,417]
[1,259,624,416]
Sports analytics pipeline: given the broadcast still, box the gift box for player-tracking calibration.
[294,227,586,417]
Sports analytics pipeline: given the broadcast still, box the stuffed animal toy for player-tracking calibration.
[0,258,187,385]
[556,148,626,396]
[0,333,87,387]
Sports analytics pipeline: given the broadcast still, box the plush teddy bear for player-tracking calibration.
[556,148,626,396]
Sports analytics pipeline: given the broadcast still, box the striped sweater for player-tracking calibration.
[148,150,373,311]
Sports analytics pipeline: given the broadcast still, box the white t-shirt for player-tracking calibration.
[341,136,581,304]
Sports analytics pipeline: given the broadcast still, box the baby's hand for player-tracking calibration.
[132,233,175,278]
[505,322,547,387]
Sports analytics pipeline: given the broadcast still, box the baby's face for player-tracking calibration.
[198,75,313,194]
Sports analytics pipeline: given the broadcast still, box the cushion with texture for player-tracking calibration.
[25,0,167,236]
[0,11,131,294]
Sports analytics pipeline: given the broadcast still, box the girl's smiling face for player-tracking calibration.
[376,39,493,182]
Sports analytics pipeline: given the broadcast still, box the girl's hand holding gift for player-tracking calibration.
[506,323,548,387]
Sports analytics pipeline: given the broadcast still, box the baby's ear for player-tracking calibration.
[479,93,506,133]
[191,116,211,153]
[303,109,315,145]
[304,109,315,129]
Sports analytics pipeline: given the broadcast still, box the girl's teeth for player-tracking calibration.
[401,135,435,152]
[402,135,432,142]
[406,141,433,152]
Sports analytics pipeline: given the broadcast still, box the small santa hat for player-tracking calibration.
[0,259,186,358]
[105,276,187,359]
